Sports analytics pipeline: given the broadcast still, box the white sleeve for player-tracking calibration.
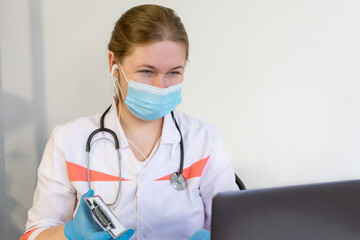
[23,126,77,238]
[199,129,239,230]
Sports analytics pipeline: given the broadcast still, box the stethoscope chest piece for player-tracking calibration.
[170,172,187,191]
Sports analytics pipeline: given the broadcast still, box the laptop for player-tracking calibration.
[211,180,360,240]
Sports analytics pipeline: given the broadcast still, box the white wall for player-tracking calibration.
[1,0,360,238]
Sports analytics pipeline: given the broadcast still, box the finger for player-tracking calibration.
[78,190,95,219]
[190,229,210,240]
[91,230,112,240]
[81,189,95,200]
[116,229,135,240]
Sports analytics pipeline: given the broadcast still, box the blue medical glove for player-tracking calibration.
[115,229,135,240]
[64,189,134,240]
[189,229,210,240]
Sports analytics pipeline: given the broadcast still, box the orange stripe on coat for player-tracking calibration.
[20,228,39,240]
[66,161,130,182]
[155,156,209,181]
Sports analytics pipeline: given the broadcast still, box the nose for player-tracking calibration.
[151,75,165,88]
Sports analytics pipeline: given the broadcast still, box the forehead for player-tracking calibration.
[123,41,186,69]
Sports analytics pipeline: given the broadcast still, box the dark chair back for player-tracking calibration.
[235,173,246,190]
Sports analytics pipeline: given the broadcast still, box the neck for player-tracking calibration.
[117,99,163,160]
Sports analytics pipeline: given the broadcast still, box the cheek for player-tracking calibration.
[119,77,129,99]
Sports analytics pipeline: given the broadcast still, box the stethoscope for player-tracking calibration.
[86,105,187,206]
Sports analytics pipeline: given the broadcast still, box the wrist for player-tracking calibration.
[35,225,67,240]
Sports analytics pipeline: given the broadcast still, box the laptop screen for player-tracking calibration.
[211,180,360,240]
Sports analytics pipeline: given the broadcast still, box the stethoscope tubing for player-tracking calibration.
[86,149,121,207]
[86,105,186,206]
[171,111,184,176]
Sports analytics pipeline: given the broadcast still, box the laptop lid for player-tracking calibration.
[211,180,360,240]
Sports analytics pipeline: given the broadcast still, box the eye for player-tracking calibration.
[139,69,153,75]
[168,71,180,76]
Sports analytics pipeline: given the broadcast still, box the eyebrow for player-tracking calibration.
[138,64,184,70]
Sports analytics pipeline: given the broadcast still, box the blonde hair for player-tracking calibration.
[108,4,189,62]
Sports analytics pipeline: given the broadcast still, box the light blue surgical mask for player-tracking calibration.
[118,64,183,121]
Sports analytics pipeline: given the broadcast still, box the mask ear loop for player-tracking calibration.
[115,80,122,121]
[118,64,130,83]
[111,65,123,121]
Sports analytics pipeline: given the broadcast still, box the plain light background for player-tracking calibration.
[1,0,360,238]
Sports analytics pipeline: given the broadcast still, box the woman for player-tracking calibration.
[21,4,238,240]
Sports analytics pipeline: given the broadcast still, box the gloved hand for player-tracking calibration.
[64,189,134,240]
[189,229,210,240]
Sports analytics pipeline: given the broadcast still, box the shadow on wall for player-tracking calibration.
[0,0,47,238]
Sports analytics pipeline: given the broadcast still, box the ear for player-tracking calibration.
[108,51,119,78]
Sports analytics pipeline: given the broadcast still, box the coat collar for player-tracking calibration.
[161,110,181,145]
[103,99,181,150]
[103,99,129,150]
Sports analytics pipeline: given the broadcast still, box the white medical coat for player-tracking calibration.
[22,101,238,240]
